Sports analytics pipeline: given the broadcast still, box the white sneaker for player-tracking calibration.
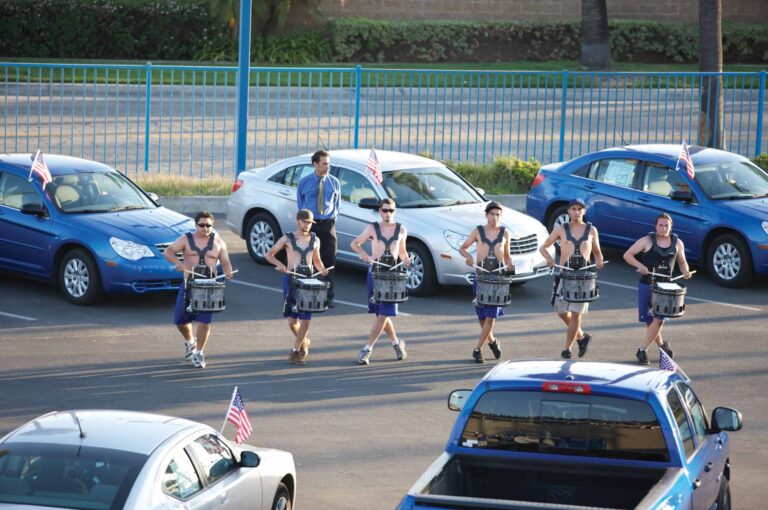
[193,352,206,368]
[358,347,372,365]
[393,340,407,360]
[184,341,196,361]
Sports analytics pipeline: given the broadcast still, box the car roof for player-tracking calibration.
[0,153,116,175]
[295,149,443,170]
[598,144,748,164]
[1,410,205,455]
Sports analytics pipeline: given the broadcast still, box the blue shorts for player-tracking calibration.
[638,282,668,324]
[283,275,312,321]
[173,285,213,325]
[367,269,398,317]
[473,279,504,320]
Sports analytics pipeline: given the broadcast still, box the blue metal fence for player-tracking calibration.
[1,63,765,177]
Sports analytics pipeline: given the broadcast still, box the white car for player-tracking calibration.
[227,150,553,295]
[0,410,296,510]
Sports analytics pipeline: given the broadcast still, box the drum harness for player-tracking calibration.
[184,232,217,311]
[550,223,592,305]
[641,233,678,285]
[476,225,506,273]
[285,232,317,312]
[372,222,402,272]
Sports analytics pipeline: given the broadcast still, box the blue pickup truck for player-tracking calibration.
[396,360,742,510]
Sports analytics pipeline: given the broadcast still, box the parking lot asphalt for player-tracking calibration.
[1,227,766,510]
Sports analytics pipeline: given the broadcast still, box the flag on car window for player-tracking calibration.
[28,149,52,190]
[659,349,679,372]
[366,147,383,184]
[226,387,253,444]
[675,142,695,180]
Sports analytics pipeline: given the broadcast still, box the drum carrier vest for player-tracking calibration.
[287,232,316,277]
[563,222,592,270]
[641,233,678,284]
[372,222,402,270]
[477,225,506,272]
[185,232,216,279]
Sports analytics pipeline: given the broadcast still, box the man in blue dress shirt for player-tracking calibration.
[297,150,341,305]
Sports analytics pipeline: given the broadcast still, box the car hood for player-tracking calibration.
[66,207,195,244]
[718,196,768,218]
[399,202,544,237]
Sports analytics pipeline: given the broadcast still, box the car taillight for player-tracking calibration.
[531,172,545,188]
[542,381,592,394]
[231,179,244,193]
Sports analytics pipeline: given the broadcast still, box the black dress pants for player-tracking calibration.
[311,219,337,299]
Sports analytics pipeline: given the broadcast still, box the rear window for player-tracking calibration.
[0,442,147,510]
[460,390,669,462]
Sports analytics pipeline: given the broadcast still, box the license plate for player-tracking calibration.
[513,257,533,275]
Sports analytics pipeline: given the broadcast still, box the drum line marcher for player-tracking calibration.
[538,198,604,360]
[164,211,234,369]
[351,198,411,365]
[296,150,340,307]
[266,209,329,365]
[458,201,515,364]
[622,212,692,365]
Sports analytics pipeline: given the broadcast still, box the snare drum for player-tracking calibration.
[372,270,408,303]
[188,279,226,313]
[294,278,329,313]
[651,282,686,318]
[560,270,599,303]
[475,272,513,306]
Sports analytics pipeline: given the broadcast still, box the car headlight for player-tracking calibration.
[444,230,475,253]
[109,237,155,261]
[763,221,768,236]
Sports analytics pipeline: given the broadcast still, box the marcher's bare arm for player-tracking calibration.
[539,228,561,267]
[623,237,651,275]
[458,229,479,267]
[502,231,514,269]
[313,242,328,275]
[591,227,604,268]
[164,236,186,272]
[265,236,289,272]
[399,227,411,267]
[351,226,373,262]
[675,239,693,278]
[218,241,234,279]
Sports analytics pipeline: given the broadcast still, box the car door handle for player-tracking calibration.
[704,462,713,472]
[583,183,597,190]
[219,492,230,504]
[278,189,292,196]
[693,479,701,489]
[637,196,652,203]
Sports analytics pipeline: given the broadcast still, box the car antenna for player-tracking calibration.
[71,411,87,439]
[318,135,329,151]
[619,133,629,147]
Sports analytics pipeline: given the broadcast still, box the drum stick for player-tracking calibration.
[670,270,696,282]
[369,259,391,268]
[215,269,239,280]
[311,266,335,277]
[389,261,405,271]
[491,265,508,273]
[553,264,573,271]
[473,264,490,273]
[648,271,671,278]
[580,261,609,271]
[285,270,305,278]
[184,269,210,279]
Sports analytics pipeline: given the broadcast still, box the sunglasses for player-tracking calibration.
[197,223,213,228]
[380,208,396,213]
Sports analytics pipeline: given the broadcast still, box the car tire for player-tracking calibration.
[271,482,292,510]
[716,477,731,510]
[59,248,104,305]
[246,212,282,265]
[546,204,569,233]
[406,241,437,296]
[707,233,753,288]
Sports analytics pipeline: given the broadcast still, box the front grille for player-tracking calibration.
[132,279,183,292]
[509,234,539,255]
[156,242,183,262]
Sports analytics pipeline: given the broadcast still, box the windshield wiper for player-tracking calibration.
[442,200,477,206]
[110,205,146,212]
[69,209,110,214]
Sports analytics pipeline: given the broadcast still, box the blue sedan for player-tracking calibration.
[526,144,768,287]
[0,154,195,304]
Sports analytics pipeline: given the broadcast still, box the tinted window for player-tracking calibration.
[337,167,377,203]
[666,388,695,457]
[162,450,202,500]
[0,442,147,510]
[187,435,237,485]
[589,159,640,187]
[642,163,691,197]
[0,172,39,210]
[571,164,590,178]
[268,167,288,185]
[460,390,668,461]
[677,383,708,443]
[288,164,315,188]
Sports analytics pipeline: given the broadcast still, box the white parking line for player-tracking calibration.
[599,280,762,312]
[0,311,37,321]
[230,280,412,317]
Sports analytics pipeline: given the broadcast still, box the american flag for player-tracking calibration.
[659,349,679,372]
[366,147,383,184]
[28,150,53,190]
[675,142,695,180]
[226,387,253,444]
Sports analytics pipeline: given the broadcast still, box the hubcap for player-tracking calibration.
[64,258,90,298]
[250,220,275,258]
[554,212,569,230]
[273,495,289,510]
[406,251,424,291]
[713,242,741,281]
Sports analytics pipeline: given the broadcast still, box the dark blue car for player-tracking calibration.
[0,154,195,304]
[526,144,768,287]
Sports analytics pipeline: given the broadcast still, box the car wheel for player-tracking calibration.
[716,477,731,510]
[707,233,753,288]
[271,482,292,510]
[246,212,282,265]
[59,248,104,305]
[546,204,569,233]
[406,241,437,296]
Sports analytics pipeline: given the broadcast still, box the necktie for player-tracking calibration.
[317,177,325,215]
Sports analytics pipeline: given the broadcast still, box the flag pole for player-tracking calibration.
[28,149,41,182]
[220,386,238,434]
[675,140,686,171]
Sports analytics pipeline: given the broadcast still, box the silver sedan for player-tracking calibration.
[0,410,296,510]
[227,149,553,295]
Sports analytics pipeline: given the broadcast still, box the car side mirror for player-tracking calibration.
[670,190,694,203]
[358,197,379,209]
[21,202,47,217]
[146,192,159,203]
[240,450,260,468]
[448,389,472,411]
[475,187,486,197]
[710,407,743,433]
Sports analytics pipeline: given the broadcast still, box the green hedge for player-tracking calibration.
[329,18,768,64]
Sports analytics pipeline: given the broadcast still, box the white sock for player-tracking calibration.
[194,348,201,355]
[363,345,372,351]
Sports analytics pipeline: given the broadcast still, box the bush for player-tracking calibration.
[752,153,768,172]
[417,152,540,194]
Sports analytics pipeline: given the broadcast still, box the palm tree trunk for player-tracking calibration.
[580,0,613,71]
[699,0,724,148]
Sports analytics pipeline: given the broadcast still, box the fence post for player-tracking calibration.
[143,62,152,172]
[756,71,765,157]
[558,70,568,161]
[353,65,362,149]
[235,0,253,175]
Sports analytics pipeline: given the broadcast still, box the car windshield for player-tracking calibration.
[694,160,768,200]
[0,442,147,510]
[48,171,156,213]
[382,166,482,208]
[460,390,669,462]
